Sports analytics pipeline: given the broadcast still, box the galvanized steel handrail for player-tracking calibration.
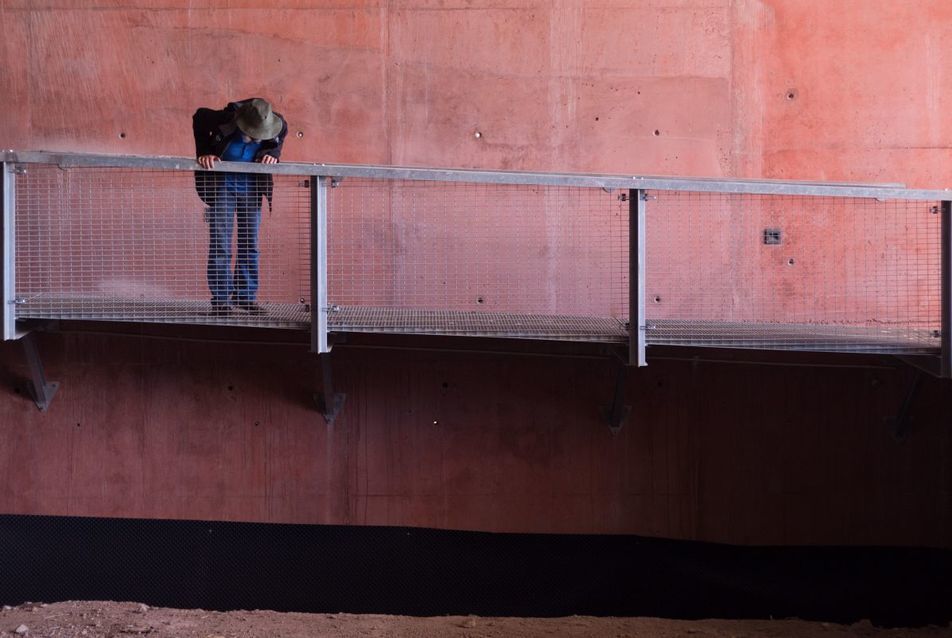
[4,150,950,201]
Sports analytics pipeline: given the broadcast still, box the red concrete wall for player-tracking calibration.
[2,1,948,186]
[0,1,950,547]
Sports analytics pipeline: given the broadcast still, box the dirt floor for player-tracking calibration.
[1,602,951,638]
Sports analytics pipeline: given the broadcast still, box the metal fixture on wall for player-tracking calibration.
[763,228,782,245]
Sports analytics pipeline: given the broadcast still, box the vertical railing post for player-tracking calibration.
[1,161,16,341]
[310,175,329,354]
[941,201,952,378]
[629,189,647,367]
[3,159,58,410]
[309,174,345,423]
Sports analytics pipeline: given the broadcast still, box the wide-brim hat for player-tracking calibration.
[235,98,283,140]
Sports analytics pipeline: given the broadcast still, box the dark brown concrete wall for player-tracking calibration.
[0,332,950,547]
[0,2,950,546]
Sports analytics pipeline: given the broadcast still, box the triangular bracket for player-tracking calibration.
[21,332,58,411]
[314,352,346,425]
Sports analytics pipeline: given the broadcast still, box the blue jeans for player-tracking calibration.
[207,188,261,305]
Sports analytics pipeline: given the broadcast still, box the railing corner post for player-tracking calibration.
[941,200,951,378]
[2,161,17,342]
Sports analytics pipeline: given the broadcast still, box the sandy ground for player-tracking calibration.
[0,601,950,638]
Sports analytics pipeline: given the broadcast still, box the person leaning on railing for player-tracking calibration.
[192,97,288,317]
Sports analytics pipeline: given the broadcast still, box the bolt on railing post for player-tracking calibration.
[941,201,952,378]
[310,176,330,354]
[1,162,16,341]
[629,188,647,367]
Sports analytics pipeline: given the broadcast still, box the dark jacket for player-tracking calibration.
[192,98,288,211]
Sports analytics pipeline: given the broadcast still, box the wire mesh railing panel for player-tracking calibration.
[14,164,311,328]
[645,192,942,353]
[7,154,947,356]
[326,179,629,339]
[327,307,628,342]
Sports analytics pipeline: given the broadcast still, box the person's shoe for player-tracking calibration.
[210,303,232,317]
[234,301,266,316]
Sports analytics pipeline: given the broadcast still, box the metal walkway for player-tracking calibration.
[3,151,951,373]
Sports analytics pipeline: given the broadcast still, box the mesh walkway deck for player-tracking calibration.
[14,296,941,354]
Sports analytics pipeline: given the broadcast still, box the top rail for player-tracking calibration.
[4,150,950,201]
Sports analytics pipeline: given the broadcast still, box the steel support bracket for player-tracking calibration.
[21,332,58,411]
[313,352,346,425]
[896,355,942,378]
[888,368,922,442]
[602,362,631,434]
